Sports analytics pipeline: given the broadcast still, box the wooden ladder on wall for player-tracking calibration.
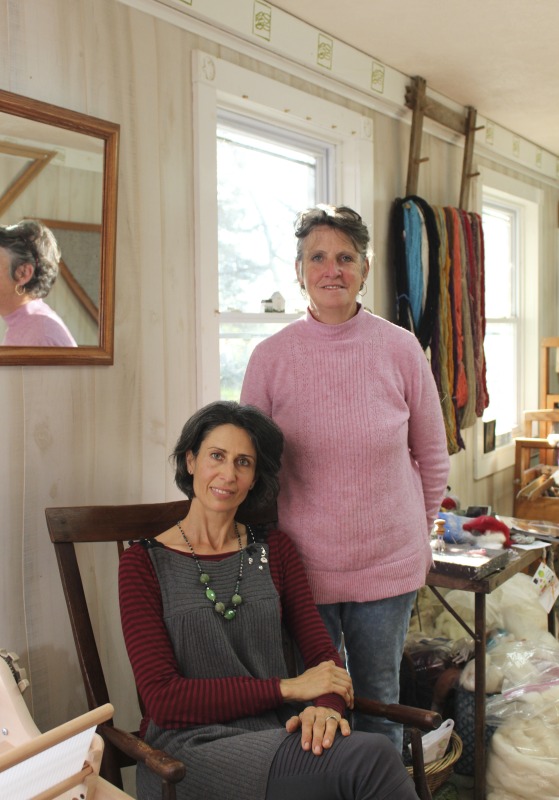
[405,76,482,209]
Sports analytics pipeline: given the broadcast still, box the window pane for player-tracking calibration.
[217,126,319,315]
[220,322,289,400]
[483,321,518,436]
[482,205,516,318]
[217,117,328,400]
[481,197,521,447]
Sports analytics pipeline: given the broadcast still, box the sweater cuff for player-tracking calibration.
[314,693,346,715]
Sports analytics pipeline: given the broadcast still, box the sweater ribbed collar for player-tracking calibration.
[4,298,43,323]
[301,303,369,341]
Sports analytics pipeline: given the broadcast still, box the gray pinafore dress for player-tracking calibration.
[136,539,291,800]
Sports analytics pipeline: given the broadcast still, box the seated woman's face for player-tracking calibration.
[186,424,257,512]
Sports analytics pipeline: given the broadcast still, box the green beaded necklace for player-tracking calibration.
[176,519,244,621]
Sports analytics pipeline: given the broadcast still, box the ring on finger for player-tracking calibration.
[325,714,339,722]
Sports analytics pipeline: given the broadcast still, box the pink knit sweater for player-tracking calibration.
[241,306,450,604]
[2,299,77,346]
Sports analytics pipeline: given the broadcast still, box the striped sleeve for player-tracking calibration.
[267,531,346,716]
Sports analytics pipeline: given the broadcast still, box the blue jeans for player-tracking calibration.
[318,592,416,754]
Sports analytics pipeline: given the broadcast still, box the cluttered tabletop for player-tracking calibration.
[417,487,559,800]
[427,501,559,600]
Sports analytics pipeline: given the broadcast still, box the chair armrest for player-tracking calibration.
[99,724,186,785]
[353,697,441,731]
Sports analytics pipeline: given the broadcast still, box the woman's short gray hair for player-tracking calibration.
[294,204,372,267]
[0,219,61,298]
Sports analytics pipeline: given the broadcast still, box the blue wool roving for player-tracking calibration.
[437,512,476,544]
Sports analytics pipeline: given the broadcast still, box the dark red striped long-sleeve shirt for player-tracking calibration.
[119,530,346,735]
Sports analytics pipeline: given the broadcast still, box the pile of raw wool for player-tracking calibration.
[486,683,559,799]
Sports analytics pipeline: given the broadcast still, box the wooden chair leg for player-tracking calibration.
[161,783,177,800]
[99,736,126,790]
[409,727,432,800]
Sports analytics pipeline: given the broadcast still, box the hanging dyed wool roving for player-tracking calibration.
[392,195,489,454]
[431,206,463,454]
[392,195,440,351]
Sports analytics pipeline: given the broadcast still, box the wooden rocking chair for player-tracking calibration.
[46,500,441,800]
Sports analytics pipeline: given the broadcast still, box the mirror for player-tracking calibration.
[541,337,559,408]
[0,89,119,365]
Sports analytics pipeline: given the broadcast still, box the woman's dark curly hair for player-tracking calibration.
[0,219,61,298]
[171,401,284,514]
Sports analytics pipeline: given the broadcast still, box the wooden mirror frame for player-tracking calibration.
[0,89,119,365]
[540,336,559,409]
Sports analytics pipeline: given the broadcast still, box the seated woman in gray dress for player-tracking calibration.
[119,401,417,800]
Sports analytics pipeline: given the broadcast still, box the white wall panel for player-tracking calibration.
[0,7,556,796]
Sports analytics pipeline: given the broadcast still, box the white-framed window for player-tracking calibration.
[216,112,331,398]
[192,50,373,405]
[474,168,541,479]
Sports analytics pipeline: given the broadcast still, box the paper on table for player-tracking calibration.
[513,540,552,550]
[532,561,559,613]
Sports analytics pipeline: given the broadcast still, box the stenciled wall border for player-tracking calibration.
[118,0,559,183]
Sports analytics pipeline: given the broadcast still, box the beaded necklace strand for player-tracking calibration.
[176,519,244,621]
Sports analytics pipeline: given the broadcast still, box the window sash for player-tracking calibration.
[192,50,373,405]
[482,200,520,440]
[473,167,540,479]
[217,114,328,318]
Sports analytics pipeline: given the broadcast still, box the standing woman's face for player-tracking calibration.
[296,225,369,325]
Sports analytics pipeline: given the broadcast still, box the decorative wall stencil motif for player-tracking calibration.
[129,0,558,182]
[362,118,373,140]
[371,62,385,93]
[253,1,271,41]
[485,121,495,146]
[317,34,333,70]
[201,54,216,81]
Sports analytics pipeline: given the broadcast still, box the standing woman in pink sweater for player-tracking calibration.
[241,204,450,754]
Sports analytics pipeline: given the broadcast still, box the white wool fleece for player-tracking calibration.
[486,684,559,799]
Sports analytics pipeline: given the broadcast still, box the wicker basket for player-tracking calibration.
[406,731,463,794]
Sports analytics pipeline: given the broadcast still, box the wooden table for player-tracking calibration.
[425,545,557,800]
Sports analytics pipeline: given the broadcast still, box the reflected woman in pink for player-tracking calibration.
[0,219,77,347]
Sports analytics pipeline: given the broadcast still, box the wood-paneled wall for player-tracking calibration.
[0,6,557,793]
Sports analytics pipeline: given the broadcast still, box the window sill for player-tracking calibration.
[219,311,304,323]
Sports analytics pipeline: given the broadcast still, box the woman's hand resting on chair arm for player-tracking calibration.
[279,660,353,754]
[279,659,353,705]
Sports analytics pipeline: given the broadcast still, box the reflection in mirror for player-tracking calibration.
[0,219,80,347]
[0,89,119,365]
[42,219,102,345]
[547,348,559,398]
